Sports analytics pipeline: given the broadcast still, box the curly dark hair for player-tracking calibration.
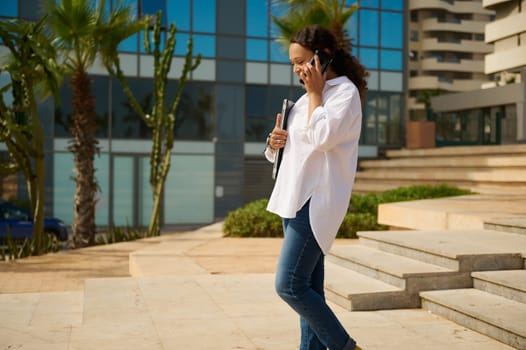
[290,25,368,102]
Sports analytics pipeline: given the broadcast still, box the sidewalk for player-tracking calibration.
[0,222,515,349]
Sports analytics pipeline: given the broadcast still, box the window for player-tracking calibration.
[193,0,216,33]
[168,0,190,30]
[247,39,268,61]
[380,49,402,70]
[247,1,268,37]
[381,11,403,49]
[360,10,379,46]
[0,2,17,17]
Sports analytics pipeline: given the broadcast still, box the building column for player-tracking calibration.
[519,69,526,143]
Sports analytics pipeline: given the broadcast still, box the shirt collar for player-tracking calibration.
[326,76,349,86]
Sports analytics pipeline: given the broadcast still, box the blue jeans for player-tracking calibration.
[275,200,356,350]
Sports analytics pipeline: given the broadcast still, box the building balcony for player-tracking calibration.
[409,75,488,92]
[485,45,526,74]
[421,57,485,73]
[482,0,513,8]
[421,18,486,34]
[420,38,493,54]
[485,11,526,43]
[410,0,493,15]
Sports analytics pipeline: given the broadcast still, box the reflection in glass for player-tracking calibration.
[111,77,153,139]
[175,82,215,140]
[54,76,110,138]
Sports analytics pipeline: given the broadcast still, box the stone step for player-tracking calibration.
[386,144,526,159]
[360,155,526,169]
[356,169,526,183]
[485,218,526,236]
[359,230,525,271]
[324,261,409,311]
[472,270,526,304]
[420,289,526,349]
[327,245,469,292]
[377,194,526,230]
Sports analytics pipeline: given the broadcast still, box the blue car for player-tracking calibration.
[0,201,68,242]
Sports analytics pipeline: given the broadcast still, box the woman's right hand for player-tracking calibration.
[269,113,288,149]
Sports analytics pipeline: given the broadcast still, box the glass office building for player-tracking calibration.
[0,0,406,227]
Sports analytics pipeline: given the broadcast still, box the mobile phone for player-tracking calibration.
[299,49,332,85]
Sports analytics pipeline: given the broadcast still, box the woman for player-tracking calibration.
[264,25,368,350]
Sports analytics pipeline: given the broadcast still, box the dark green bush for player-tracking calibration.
[223,184,474,238]
[337,213,385,239]
[223,199,282,237]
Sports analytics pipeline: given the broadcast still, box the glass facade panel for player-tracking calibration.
[118,33,138,52]
[112,156,134,226]
[53,153,75,225]
[111,77,152,139]
[361,0,379,8]
[247,0,268,37]
[381,11,403,49]
[168,0,190,30]
[360,10,379,46]
[175,82,215,140]
[142,0,166,25]
[381,1,403,11]
[95,153,110,226]
[0,2,17,16]
[270,40,289,63]
[53,152,109,226]
[174,33,191,56]
[359,48,378,69]
[247,39,268,61]
[193,0,216,33]
[138,156,152,227]
[164,155,214,224]
[193,34,216,57]
[380,49,402,70]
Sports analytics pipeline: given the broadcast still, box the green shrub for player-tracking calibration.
[223,199,282,237]
[223,184,474,238]
[337,213,386,239]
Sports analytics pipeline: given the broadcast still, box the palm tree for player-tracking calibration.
[272,0,358,52]
[0,17,62,253]
[47,0,144,247]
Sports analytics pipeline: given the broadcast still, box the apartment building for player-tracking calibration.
[432,0,526,145]
[408,0,494,120]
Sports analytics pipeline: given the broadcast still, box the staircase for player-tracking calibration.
[325,194,526,349]
[353,144,526,194]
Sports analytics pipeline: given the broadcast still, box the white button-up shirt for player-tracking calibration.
[265,76,362,254]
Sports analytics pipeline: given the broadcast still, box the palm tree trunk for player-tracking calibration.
[70,69,98,247]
